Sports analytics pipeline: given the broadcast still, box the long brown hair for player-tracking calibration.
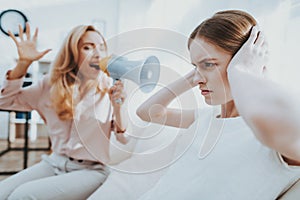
[49,25,107,120]
[188,10,257,55]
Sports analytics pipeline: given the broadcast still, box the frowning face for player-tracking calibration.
[189,38,233,105]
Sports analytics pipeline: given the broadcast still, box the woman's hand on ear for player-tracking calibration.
[227,26,269,77]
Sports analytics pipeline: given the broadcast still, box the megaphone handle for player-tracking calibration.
[113,78,123,105]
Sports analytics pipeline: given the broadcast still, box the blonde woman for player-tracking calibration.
[0,23,128,199]
[137,10,300,199]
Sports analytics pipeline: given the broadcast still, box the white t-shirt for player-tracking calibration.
[139,108,300,200]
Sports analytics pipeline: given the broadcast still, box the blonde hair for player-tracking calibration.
[188,10,257,55]
[49,25,107,120]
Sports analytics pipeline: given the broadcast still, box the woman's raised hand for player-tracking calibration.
[8,22,51,65]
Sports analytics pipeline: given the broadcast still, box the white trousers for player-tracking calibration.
[0,153,109,200]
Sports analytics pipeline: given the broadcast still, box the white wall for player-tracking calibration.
[0,0,120,77]
[1,0,300,139]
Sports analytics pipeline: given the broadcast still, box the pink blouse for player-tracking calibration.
[0,71,127,164]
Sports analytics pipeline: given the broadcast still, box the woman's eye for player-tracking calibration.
[83,45,93,50]
[201,62,216,69]
[204,63,215,67]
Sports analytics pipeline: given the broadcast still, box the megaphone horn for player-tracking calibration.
[99,55,160,93]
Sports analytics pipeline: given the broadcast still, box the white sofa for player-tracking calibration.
[90,122,300,200]
[89,123,180,199]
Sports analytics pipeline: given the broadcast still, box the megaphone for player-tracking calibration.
[98,55,160,93]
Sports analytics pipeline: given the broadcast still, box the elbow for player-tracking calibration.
[136,104,166,122]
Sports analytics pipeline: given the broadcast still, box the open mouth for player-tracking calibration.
[89,63,100,70]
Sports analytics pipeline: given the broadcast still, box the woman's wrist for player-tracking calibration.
[111,119,127,134]
[8,69,27,80]
[17,59,33,67]
[170,70,197,95]
[7,60,32,80]
[115,128,126,134]
[7,69,25,80]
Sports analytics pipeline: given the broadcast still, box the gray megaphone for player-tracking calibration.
[105,55,160,93]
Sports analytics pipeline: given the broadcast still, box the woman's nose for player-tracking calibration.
[193,69,206,84]
[93,48,101,58]
[93,46,104,58]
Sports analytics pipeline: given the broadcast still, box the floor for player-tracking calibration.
[0,137,50,181]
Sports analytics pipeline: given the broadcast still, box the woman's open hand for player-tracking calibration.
[8,22,51,65]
